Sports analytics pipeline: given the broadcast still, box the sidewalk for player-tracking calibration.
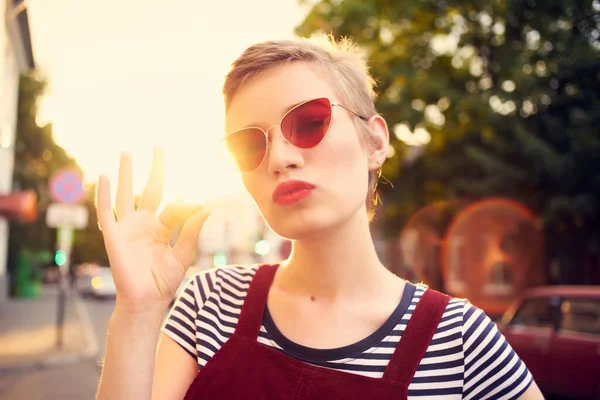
[0,283,98,373]
[0,360,100,399]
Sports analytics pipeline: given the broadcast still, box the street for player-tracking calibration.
[0,296,115,400]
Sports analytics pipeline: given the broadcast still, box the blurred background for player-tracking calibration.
[0,0,599,398]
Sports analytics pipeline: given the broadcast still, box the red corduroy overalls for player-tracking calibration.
[184,264,450,399]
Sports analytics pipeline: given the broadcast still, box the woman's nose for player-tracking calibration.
[266,128,304,176]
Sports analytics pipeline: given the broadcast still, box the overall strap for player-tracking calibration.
[383,289,451,384]
[235,264,279,339]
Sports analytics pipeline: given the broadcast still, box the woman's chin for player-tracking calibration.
[268,212,336,241]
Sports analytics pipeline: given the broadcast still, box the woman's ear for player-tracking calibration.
[366,115,389,171]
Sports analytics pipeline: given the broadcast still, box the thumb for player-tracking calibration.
[172,210,210,267]
[158,203,206,231]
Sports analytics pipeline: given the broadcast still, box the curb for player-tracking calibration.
[0,289,99,374]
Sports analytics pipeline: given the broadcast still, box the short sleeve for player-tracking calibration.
[162,270,216,360]
[461,302,533,400]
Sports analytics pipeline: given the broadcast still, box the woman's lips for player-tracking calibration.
[272,180,315,206]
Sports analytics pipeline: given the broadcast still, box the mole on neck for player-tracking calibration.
[310,295,316,302]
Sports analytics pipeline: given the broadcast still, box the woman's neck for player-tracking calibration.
[277,209,396,302]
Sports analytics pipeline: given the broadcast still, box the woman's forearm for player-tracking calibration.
[96,305,166,400]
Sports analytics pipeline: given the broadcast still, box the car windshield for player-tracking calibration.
[510,297,555,328]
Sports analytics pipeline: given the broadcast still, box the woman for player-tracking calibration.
[96,36,544,399]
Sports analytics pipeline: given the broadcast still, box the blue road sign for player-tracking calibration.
[49,169,84,204]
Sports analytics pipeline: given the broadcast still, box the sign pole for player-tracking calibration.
[55,226,73,349]
[47,168,87,351]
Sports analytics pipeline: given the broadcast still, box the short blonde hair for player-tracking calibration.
[223,35,382,219]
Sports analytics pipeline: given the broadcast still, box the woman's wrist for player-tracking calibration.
[111,300,168,330]
[98,300,168,400]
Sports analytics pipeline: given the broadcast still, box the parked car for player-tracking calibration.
[77,267,116,299]
[497,285,600,399]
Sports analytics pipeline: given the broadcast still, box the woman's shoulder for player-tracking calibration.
[410,282,485,325]
[188,263,260,278]
[407,285,534,398]
[184,264,264,300]
[188,264,261,284]
[411,282,471,307]
[166,264,264,323]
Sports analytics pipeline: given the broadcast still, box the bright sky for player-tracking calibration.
[26,0,311,204]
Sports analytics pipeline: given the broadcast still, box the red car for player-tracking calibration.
[498,286,600,399]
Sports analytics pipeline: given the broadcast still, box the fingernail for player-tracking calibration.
[194,204,209,214]
[203,199,218,211]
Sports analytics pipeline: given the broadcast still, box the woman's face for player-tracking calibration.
[225,62,384,240]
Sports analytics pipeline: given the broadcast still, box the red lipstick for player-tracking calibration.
[272,180,315,206]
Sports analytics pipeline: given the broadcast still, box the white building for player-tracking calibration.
[195,190,287,270]
[0,0,35,302]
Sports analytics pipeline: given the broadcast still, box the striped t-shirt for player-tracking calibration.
[163,265,533,399]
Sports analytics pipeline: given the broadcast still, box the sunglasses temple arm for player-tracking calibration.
[331,102,369,122]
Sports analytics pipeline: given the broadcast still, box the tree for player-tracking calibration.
[9,73,108,276]
[296,0,600,284]
[10,73,78,255]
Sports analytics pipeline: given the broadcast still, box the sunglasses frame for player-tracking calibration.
[217,97,369,172]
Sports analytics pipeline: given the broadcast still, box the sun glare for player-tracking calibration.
[27,0,308,205]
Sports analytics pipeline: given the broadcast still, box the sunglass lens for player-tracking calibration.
[281,98,331,148]
[219,128,266,172]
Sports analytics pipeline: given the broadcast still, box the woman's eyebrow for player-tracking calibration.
[238,99,313,129]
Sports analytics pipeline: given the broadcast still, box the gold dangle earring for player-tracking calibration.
[373,160,393,207]
[373,167,383,206]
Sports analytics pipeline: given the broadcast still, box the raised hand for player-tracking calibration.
[96,148,209,312]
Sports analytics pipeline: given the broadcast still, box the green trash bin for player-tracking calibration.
[13,251,41,298]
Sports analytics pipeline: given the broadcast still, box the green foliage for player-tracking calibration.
[9,73,108,268]
[296,0,600,281]
[10,73,78,255]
